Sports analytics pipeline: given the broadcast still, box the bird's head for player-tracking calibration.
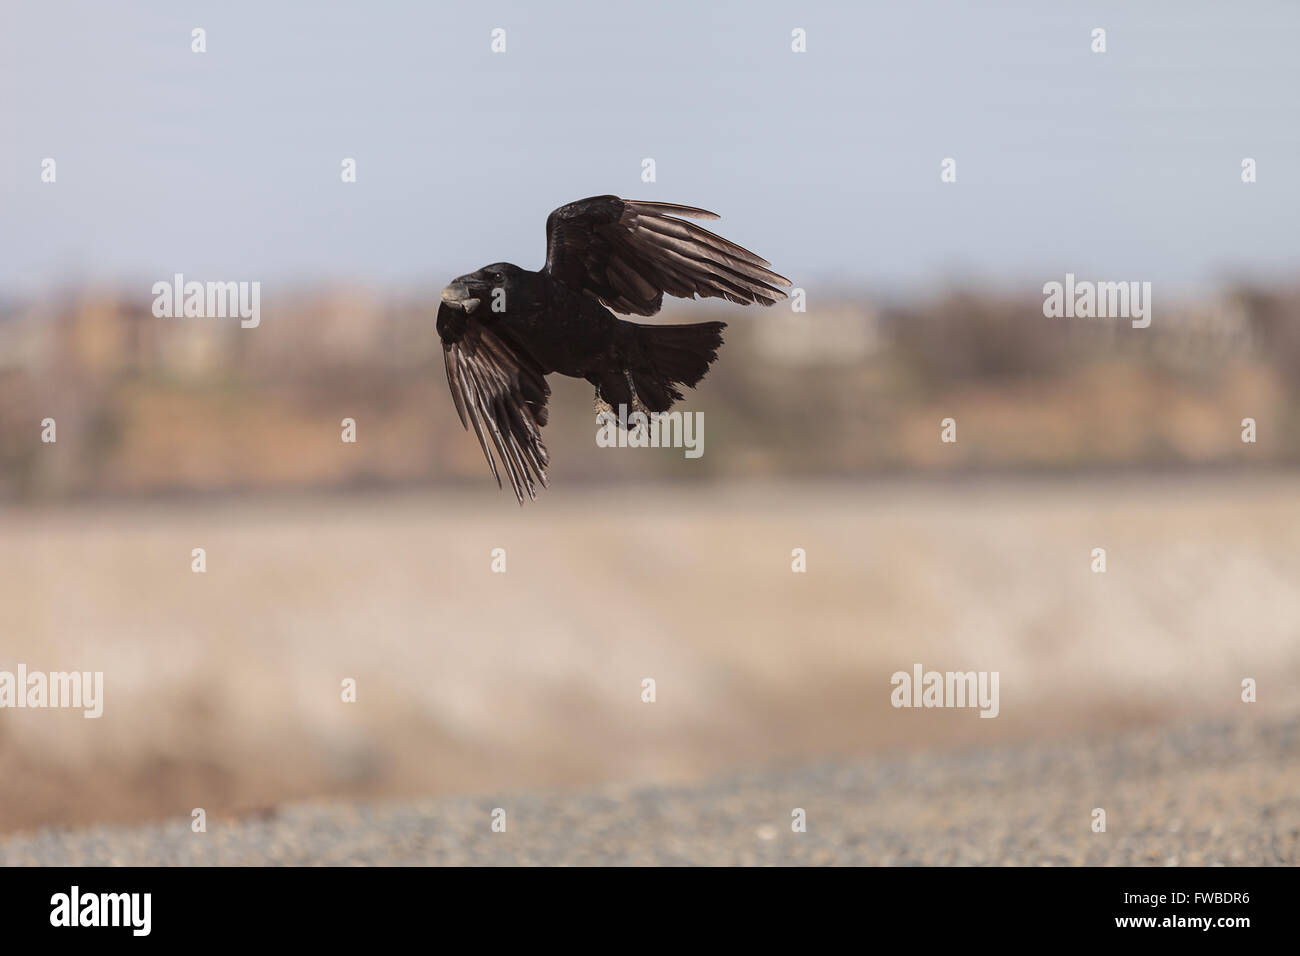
[440,263,525,315]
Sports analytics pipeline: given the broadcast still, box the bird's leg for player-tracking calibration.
[624,371,650,418]
[592,377,648,431]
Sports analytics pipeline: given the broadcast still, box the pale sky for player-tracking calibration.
[2,0,1298,297]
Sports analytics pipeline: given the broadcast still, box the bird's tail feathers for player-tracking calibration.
[619,320,726,413]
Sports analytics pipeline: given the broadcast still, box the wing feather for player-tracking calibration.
[543,195,791,316]
[437,304,550,503]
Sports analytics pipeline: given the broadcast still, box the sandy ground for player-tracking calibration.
[3,715,1295,865]
[1,475,1298,838]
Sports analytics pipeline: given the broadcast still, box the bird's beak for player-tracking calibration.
[441,281,481,314]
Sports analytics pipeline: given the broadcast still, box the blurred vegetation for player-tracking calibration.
[1,283,1296,500]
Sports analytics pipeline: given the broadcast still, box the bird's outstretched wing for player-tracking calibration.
[437,303,550,503]
[543,195,791,316]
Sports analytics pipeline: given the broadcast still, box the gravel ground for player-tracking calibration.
[6,478,1299,835]
[3,716,1296,866]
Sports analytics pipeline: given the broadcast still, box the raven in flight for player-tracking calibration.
[437,195,790,502]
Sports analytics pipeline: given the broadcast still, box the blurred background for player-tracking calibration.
[1,1,1299,845]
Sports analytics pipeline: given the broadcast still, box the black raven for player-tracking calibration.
[437,195,790,502]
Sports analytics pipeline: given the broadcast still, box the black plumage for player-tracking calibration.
[437,195,789,502]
